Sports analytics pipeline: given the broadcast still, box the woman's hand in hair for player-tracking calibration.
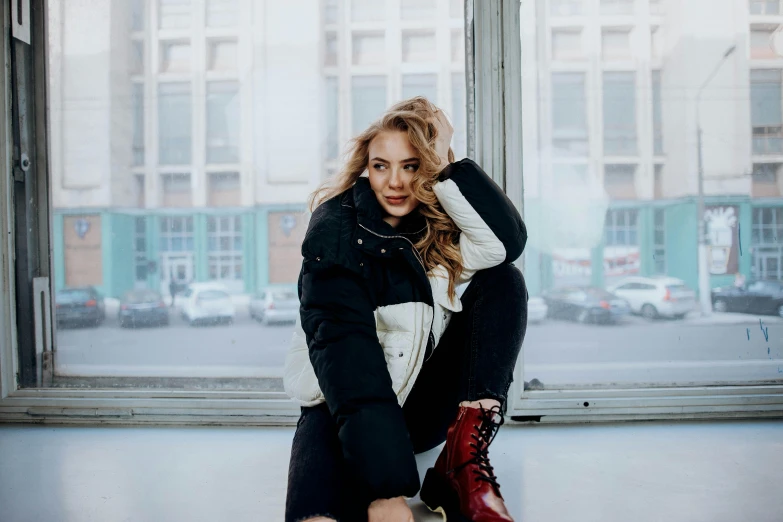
[367,497,415,522]
[432,108,454,170]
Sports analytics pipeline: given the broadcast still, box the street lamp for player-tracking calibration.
[696,44,736,316]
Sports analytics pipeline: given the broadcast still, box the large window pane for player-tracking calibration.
[552,72,588,156]
[402,74,438,104]
[603,71,637,155]
[206,81,240,164]
[46,0,466,391]
[352,75,386,135]
[132,83,145,166]
[158,82,192,165]
[750,69,783,154]
[521,1,783,391]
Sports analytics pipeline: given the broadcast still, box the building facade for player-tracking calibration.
[48,0,466,298]
[47,0,783,299]
[521,0,783,296]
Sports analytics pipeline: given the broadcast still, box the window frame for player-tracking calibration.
[1,0,782,426]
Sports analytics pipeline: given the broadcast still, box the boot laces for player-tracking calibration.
[452,405,505,493]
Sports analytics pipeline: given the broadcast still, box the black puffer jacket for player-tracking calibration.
[285,159,526,501]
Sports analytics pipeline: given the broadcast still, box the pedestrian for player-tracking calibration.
[734,272,746,288]
[284,97,528,522]
[168,272,177,308]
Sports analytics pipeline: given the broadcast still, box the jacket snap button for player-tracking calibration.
[381,248,386,254]
[398,352,404,358]
[359,262,363,267]
[357,239,363,245]
[316,257,320,261]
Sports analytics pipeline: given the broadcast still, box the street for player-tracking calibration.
[54,306,783,389]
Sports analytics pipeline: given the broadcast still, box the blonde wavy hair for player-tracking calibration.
[309,96,463,301]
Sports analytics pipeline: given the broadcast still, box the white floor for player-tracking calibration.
[0,420,781,522]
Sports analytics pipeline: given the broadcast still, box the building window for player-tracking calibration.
[650,26,662,59]
[402,31,437,63]
[158,0,191,30]
[208,172,241,207]
[603,164,637,199]
[401,0,436,20]
[207,216,243,281]
[751,207,783,280]
[324,32,338,67]
[750,69,783,155]
[751,27,776,59]
[451,29,463,63]
[602,29,632,61]
[206,81,240,164]
[402,74,438,103]
[605,208,639,246]
[160,40,191,73]
[134,217,148,284]
[132,83,145,167]
[552,29,583,61]
[158,82,192,165]
[552,72,588,156]
[654,208,666,275]
[654,163,663,199]
[130,40,144,75]
[326,76,339,159]
[351,0,384,22]
[131,0,145,31]
[207,39,238,71]
[551,0,583,16]
[451,73,466,158]
[749,1,781,15]
[601,0,634,15]
[752,163,782,197]
[652,70,663,155]
[206,0,238,28]
[134,174,145,208]
[603,71,637,155]
[161,173,192,207]
[324,0,339,24]
[352,32,385,65]
[753,207,783,245]
[450,0,463,18]
[352,75,386,135]
[159,216,195,252]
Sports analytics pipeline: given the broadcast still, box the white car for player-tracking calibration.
[528,296,548,323]
[180,283,235,326]
[249,286,299,325]
[608,276,696,320]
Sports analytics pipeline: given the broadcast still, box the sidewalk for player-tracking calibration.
[681,311,783,326]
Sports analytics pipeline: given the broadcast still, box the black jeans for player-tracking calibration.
[285,263,527,522]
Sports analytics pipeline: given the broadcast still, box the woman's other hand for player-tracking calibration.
[367,496,415,522]
[432,108,454,170]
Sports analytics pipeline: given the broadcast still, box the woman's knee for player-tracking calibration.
[473,263,527,307]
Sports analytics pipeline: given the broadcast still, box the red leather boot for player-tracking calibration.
[420,404,513,521]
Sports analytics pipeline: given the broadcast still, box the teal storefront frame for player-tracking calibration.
[524,195,766,296]
[52,205,308,299]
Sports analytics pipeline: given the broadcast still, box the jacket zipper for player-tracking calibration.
[358,223,437,361]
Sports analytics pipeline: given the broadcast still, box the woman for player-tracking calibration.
[284,97,528,522]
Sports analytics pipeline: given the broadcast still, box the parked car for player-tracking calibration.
[55,287,105,327]
[542,286,630,324]
[527,296,548,323]
[711,280,783,317]
[180,283,235,326]
[608,276,696,320]
[118,289,169,328]
[249,287,299,325]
